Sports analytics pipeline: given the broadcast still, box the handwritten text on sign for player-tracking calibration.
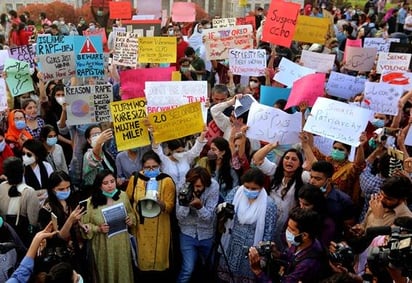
[363,81,403,116]
[212,18,236,28]
[110,98,150,150]
[325,71,366,100]
[300,50,335,73]
[204,25,253,60]
[303,97,372,146]
[138,37,177,63]
[148,102,204,143]
[8,45,36,68]
[229,49,266,76]
[274,57,316,88]
[113,31,139,67]
[246,102,302,144]
[74,36,104,78]
[376,52,412,74]
[4,58,34,97]
[363,37,400,52]
[343,46,377,72]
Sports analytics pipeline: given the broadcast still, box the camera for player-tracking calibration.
[329,243,355,269]
[178,182,194,206]
[216,202,235,220]
[243,241,273,259]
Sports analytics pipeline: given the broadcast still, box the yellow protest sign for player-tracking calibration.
[110,98,150,151]
[138,37,177,63]
[239,0,247,6]
[148,102,204,143]
[172,71,181,81]
[293,16,329,44]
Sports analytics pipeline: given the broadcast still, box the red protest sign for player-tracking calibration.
[262,1,300,48]
[109,1,132,19]
[236,16,256,30]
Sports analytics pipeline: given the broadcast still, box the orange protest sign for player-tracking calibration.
[109,1,132,19]
[262,1,300,48]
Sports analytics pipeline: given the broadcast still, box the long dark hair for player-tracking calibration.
[210,137,234,192]
[91,169,120,208]
[270,148,304,200]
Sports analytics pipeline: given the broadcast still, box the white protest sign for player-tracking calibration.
[0,50,9,73]
[313,134,355,161]
[325,71,366,100]
[212,18,236,28]
[376,52,412,74]
[246,102,302,144]
[0,78,8,111]
[380,71,412,92]
[303,97,372,146]
[300,50,335,73]
[274,57,316,88]
[113,31,139,67]
[229,49,266,76]
[404,126,412,146]
[343,46,377,72]
[363,37,400,52]
[363,81,402,116]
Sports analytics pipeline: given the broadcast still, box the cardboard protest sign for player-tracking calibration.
[212,18,236,28]
[262,1,300,47]
[74,36,104,78]
[274,57,316,87]
[293,16,329,44]
[376,52,411,74]
[138,37,176,63]
[260,85,291,107]
[110,98,150,150]
[343,46,377,72]
[363,81,403,116]
[363,37,400,52]
[0,78,7,111]
[300,50,335,73]
[303,97,373,146]
[36,35,76,81]
[0,50,10,73]
[285,73,326,109]
[246,102,302,144]
[4,58,34,97]
[8,45,36,68]
[325,71,366,100]
[65,84,113,125]
[236,16,256,30]
[229,49,266,76]
[112,31,139,67]
[148,102,204,143]
[109,1,132,19]
[204,25,254,60]
[171,2,196,22]
[380,71,412,91]
[120,67,174,99]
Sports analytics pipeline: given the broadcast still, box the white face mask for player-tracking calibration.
[55,96,65,106]
[249,81,259,89]
[90,135,100,148]
[172,152,185,161]
[23,154,36,166]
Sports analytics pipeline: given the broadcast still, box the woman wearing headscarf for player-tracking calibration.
[5,109,32,156]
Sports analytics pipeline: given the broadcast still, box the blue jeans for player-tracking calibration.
[176,232,214,283]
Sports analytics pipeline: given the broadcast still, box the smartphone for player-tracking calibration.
[79,199,88,213]
[51,212,58,231]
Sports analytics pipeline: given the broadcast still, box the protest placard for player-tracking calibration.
[0,78,8,111]
[343,38,362,61]
[303,97,373,146]
[380,71,412,91]
[300,50,335,73]
[65,84,113,125]
[236,16,256,30]
[171,2,196,22]
[228,49,266,76]
[260,85,291,107]
[148,102,204,143]
[204,25,254,60]
[4,58,34,97]
[83,28,107,46]
[138,37,176,63]
[274,57,316,87]
[0,50,9,73]
[109,1,132,19]
[246,102,302,144]
[293,16,329,44]
[285,73,326,109]
[112,31,139,67]
[363,81,403,116]
[36,35,76,81]
[325,71,366,100]
[262,1,300,47]
[74,36,104,78]
[110,98,150,150]
[343,46,377,72]
[376,52,411,74]
[363,37,400,52]
[313,135,334,157]
[8,45,36,68]
[212,18,236,28]
[120,67,174,99]
[172,71,181,81]
[405,126,412,146]
[136,0,162,19]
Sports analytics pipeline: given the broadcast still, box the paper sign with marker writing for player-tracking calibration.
[376,52,411,74]
[112,31,139,67]
[274,57,316,88]
[236,16,256,30]
[229,49,266,76]
[204,25,254,60]
[110,98,150,150]
[343,38,362,61]
[246,102,302,144]
[0,78,7,111]
[293,16,329,44]
[303,97,372,146]
[212,18,236,28]
[4,58,34,97]
[109,1,132,19]
[285,73,326,109]
[148,102,204,143]
[74,36,104,78]
[171,2,196,22]
[313,135,334,157]
[0,50,9,73]
[138,37,176,63]
[260,85,291,107]
[300,50,335,73]
[325,71,366,100]
[65,84,113,125]
[262,1,300,47]
[8,45,36,68]
[343,46,377,72]
[380,71,412,91]
[363,37,400,52]
[363,81,403,116]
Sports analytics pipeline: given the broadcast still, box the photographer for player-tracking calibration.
[249,207,330,283]
[175,166,219,283]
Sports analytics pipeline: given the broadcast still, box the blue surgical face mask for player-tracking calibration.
[56,190,71,201]
[102,189,118,198]
[371,118,385,128]
[0,216,3,228]
[15,120,26,130]
[330,149,346,161]
[144,168,160,178]
[285,229,301,246]
[0,140,6,152]
[46,137,58,147]
[243,187,260,199]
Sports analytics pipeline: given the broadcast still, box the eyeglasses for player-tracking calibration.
[143,166,160,171]
[23,152,33,158]
[102,179,116,186]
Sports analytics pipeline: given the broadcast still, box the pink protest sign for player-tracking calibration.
[343,38,362,61]
[285,73,326,109]
[172,2,196,22]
